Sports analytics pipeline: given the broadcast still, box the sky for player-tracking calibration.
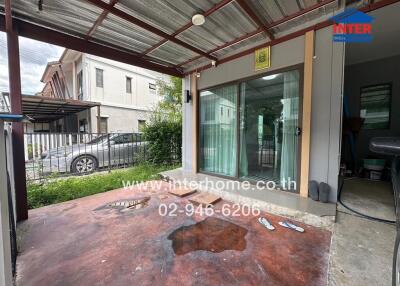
[0,32,65,95]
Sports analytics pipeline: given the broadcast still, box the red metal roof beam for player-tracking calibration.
[236,0,275,40]
[0,16,183,77]
[142,0,235,56]
[84,0,217,61]
[85,0,119,40]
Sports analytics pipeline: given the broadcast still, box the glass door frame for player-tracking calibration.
[197,64,304,193]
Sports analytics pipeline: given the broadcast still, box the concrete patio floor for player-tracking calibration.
[329,178,396,285]
[16,181,331,286]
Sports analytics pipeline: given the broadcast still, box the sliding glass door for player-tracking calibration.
[239,70,300,188]
[199,68,301,191]
[199,85,237,177]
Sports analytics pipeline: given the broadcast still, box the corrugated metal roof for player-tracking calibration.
[115,0,219,34]
[11,0,102,36]
[176,2,258,52]
[148,41,199,65]
[0,0,377,75]
[93,13,163,53]
[212,32,269,58]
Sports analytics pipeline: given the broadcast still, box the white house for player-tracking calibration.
[37,49,169,133]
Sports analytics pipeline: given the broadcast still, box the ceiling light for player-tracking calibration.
[262,74,278,80]
[192,14,205,26]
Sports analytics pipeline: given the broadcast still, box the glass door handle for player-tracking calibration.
[296,127,302,136]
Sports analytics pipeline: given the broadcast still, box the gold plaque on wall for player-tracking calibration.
[255,46,271,71]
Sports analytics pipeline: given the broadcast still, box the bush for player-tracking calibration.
[143,120,181,164]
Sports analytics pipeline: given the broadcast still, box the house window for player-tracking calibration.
[138,120,146,132]
[126,77,132,93]
[360,83,391,129]
[96,68,104,88]
[77,71,83,100]
[99,117,108,133]
[79,119,88,133]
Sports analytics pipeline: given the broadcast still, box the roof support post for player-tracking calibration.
[299,30,315,198]
[5,0,28,221]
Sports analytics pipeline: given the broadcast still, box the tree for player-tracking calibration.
[142,76,183,164]
[152,76,182,122]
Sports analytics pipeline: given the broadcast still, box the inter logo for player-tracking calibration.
[330,8,374,43]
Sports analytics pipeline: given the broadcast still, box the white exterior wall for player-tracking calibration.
[81,54,166,132]
[88,106,152,133]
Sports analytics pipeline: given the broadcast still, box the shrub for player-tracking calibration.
[143,120,181,164]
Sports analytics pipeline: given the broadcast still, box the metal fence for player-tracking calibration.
[25,132,150,181]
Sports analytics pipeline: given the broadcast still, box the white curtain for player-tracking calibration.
[280,71,299,186]
[200,85,237,177]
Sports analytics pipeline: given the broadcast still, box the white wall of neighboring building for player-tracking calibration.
[43,50,170,133]
[79,53,167,132]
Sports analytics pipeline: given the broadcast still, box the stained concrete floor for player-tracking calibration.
[16,181,331,286]
[329,178,396,286]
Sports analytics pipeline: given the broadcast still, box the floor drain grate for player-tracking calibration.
[96,197,150,212]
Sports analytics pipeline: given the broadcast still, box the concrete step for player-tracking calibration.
[160,168,337,230]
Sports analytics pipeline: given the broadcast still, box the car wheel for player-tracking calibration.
[393,232,400,286]
[71,155,97,174]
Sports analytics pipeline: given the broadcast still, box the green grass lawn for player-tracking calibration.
[27,164,178,209]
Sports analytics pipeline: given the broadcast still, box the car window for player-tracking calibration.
[113,134,135,144]
[88,134,109,144]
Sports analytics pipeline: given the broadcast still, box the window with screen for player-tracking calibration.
[138,120,146,132]
[126,77,132,93]
[100,117,108,133]
[79,119,88,133]
[360,83,391,129]
[96,68,104,88]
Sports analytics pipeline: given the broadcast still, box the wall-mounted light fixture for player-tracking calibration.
[185,90,192,103]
